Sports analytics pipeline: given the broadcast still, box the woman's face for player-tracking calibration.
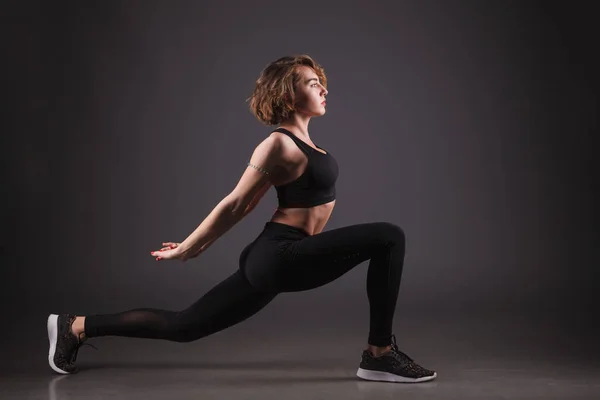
[292,66,328,117]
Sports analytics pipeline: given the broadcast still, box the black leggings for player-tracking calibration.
[85,221,406,347]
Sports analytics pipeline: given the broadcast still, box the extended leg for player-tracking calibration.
[83,270,277,342]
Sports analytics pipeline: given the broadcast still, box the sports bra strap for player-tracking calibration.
[273,128,311,156]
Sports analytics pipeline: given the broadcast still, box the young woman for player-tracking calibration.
[47,55,437,383]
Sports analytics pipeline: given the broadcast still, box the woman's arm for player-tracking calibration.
[175,135,281,259]
[177,196,242,257]
[241,181,273,216]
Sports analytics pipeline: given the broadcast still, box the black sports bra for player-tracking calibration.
[273,128,338,208]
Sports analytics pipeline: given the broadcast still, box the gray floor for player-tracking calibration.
[1,313,598,399]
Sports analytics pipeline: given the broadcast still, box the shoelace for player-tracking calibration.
[388,334,414,364]
[70,334,99,365]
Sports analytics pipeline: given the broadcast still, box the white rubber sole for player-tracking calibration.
[356,367,437,383]
[47,314,71,374]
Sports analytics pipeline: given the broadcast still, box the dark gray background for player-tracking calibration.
[3,0,598,355]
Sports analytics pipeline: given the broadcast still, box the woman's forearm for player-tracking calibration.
[179,196,244,255]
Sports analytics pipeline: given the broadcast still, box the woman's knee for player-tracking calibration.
[170,330,196,343]
[374,222,406,247]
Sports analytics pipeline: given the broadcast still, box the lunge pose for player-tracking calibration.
[47,55,437,383]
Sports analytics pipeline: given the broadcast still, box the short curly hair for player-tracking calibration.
[246,55,327,126]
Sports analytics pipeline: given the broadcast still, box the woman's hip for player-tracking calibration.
[239,221,406,290]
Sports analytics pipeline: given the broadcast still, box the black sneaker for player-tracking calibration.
[47,314,97,374]
[356,334,437,383]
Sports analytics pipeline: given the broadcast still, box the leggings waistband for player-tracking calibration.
[262,221,310,239]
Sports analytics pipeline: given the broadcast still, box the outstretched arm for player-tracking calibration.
[176,196,244,259]
[181,179,273,257]
[151,134,281,262]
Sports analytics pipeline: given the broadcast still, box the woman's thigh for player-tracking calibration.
[243,221,405,292]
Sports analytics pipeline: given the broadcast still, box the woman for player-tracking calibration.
[47,55,437,383]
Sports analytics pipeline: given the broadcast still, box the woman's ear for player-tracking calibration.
[283,92,294,106]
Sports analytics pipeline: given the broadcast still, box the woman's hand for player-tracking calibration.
[151,240,207,262]
[150,242,190,262]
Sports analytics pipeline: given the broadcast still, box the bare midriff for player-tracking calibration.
[269,200,335,236]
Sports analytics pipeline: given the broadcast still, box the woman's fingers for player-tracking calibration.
[149,242,182,261]
[151,243,177,254]
[150,246,184,261]
[151,249,171,260]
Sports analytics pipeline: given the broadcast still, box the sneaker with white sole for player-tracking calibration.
[47,314,97,374]
[356,334,437,383]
